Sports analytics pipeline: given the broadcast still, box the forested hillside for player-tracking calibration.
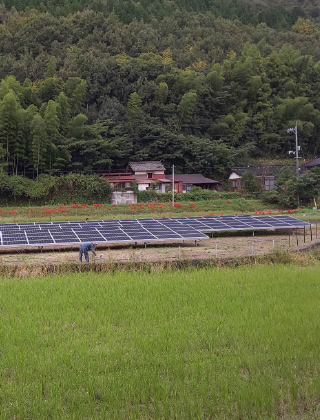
[1,0,320,178]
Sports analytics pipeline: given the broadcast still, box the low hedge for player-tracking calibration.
[0,173,112,205]
[136,187,242,202]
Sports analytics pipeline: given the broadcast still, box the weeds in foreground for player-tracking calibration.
[1,246,320,278]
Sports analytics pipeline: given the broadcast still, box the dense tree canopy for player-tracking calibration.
[0,0,320,179]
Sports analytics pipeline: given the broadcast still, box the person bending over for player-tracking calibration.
[79,242,96,262]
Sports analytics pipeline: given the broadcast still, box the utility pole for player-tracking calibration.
[294,121,299,177]
[172,164,175,207]
[287,122,300,207]
[287,122,300,176]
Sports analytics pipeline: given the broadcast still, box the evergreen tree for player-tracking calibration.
[44,56,57,78]
[126,92,143,123]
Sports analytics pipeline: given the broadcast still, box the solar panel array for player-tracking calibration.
[0,215,310,248]
[0,218,208,248]
[175,215,310,232]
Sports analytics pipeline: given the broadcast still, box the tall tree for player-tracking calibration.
[56,92,71,135]
[44,56,57,78]
[31,114,48,178]
[65,77,87,115]
[0,91,23,174]
[177,90,198,132]
[44,100,60,169]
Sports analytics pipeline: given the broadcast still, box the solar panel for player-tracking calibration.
[177,215,311,232]
[0,215,310,248]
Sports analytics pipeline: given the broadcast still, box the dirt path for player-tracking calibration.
[0,230,317,266]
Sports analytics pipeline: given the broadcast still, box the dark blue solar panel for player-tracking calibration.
[75,229,100,234]
[28,240,54,244]
[98,227,122,232]
[146,228,174,232]
[51,234,78,240]
[123,229,148,233]
[2,233,26,237]
[27,236,53,242]
[154,233,182,238]
[54,238,80,243]
[76,232,104,238]
[102,235,131,240]
[0,215,309,248]
[3,240,27,245]
[127,234,156,239]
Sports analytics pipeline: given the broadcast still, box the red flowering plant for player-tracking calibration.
[42,209,54,214]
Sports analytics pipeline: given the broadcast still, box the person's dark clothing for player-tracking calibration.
[79,242,96,262]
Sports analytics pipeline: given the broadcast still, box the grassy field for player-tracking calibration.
[1,265,320,419]
[0,198,315,224]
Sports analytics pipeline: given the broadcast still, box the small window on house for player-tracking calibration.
[265,177,275,191]
[115,182,126,190]
[183,184,192,192]
[147,172,153,179]
[232,180,238,189]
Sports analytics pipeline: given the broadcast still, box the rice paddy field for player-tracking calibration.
[1,265,320,419]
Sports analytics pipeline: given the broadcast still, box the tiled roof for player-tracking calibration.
[166,174,221,184]
[230,165,295,177]
[128,161,165,172]
[305,157,320,167]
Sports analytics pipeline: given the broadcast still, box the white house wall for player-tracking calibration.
[138,183,150,191]
[229,172,241,180]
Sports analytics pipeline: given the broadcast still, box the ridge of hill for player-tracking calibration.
[1,0,320,26]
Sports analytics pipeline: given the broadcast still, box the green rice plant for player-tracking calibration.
[1,265,320,419]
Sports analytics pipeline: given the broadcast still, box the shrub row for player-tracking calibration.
[136,187,242,202]
[0,174,112,205]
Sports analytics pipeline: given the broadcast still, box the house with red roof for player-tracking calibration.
[102,161,221,193]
